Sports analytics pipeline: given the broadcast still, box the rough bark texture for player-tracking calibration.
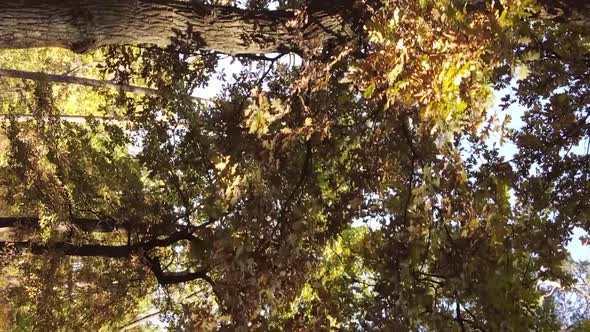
[0,0,358,55]
[0,0,587,56]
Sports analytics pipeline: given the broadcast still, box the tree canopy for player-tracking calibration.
[0,0,589,330]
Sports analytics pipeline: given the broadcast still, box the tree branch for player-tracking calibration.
[143,254,213,286]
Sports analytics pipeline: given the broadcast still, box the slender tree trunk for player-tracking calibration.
[0,216,119,232]
[0,0,359,55]
[119,311,161,331]
[0,217,127,243]
[0,68,211,101]
[0,113,123,124]
[0,229,212,285]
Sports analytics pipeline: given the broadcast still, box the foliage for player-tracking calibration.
[0,0,589,330]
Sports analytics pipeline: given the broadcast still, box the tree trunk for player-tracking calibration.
[1,113,124,124]
[119,311,161,331]
[0,0,358,55]
[0,216,119,232]
[0,229,212,285]
[0,1,587,57]
[5,241,132,257]
[0,216,127,242]
[0,68,211,101]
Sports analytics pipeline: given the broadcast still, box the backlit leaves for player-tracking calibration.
[0,0,589,330]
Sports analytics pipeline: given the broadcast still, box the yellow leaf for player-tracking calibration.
[215,156,230,171]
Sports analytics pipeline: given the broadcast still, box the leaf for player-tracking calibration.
[387,62,404,83]
[215,156,229,171]
[514,63,530,80]
[364,81,376,98]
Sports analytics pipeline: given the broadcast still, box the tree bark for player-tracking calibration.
[0,0,587,57]
[0,0,358,55]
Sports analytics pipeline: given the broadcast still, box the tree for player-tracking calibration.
[0,0,364,55]
[0,1,587,55]
[0,0,589,330]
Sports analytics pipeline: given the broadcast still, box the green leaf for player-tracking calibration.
[364,81,376,98]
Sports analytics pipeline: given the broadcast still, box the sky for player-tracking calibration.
[491,87,590,262]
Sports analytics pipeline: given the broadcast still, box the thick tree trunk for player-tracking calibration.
[0,0,358,55]
[0,1,587,57]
